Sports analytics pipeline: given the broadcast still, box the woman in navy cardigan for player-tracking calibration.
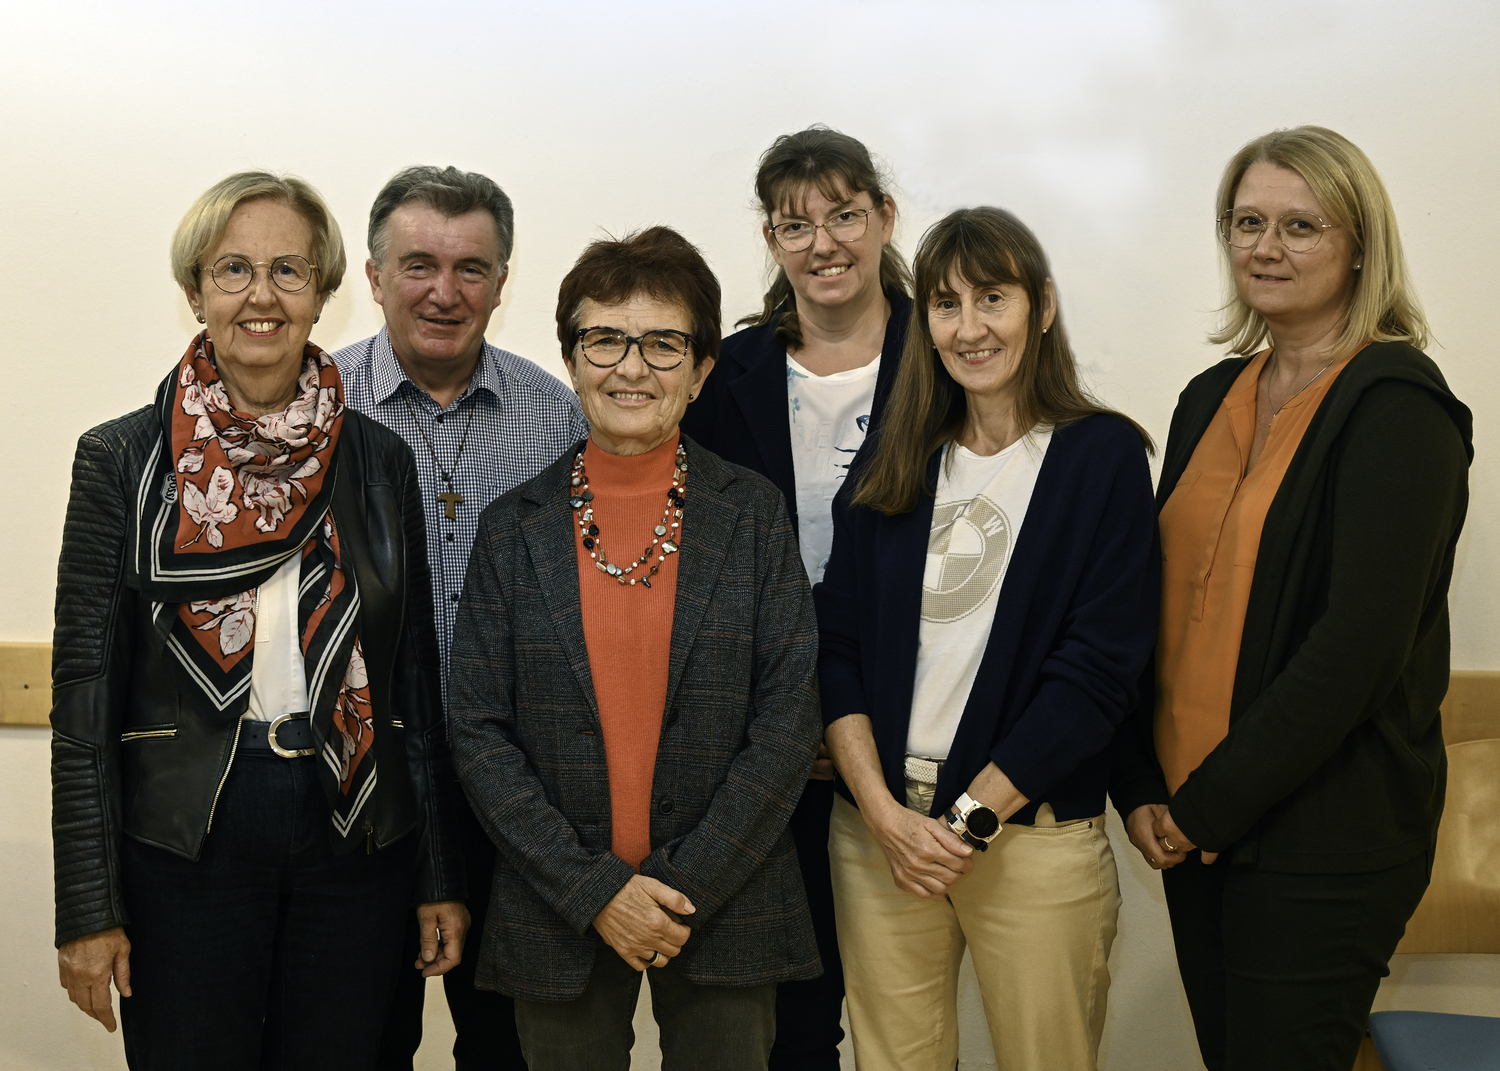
[816,207,1158,1071]
[680,125,912,1071]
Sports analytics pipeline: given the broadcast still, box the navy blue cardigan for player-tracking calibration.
[814,414,1160,824]
[680,289,913,538]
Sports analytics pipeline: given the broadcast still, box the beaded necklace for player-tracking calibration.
[570,442,687,589]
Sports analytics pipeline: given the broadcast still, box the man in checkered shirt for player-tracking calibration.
[334,165,588,1071]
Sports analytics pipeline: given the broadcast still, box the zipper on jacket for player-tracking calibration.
[364,819,375,855]
[120,728,177,742]
[204,717,246,835]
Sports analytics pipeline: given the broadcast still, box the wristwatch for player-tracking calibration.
[945,792,1002,851]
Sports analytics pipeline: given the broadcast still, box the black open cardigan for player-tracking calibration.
[1111,342,1473,874]
[679,289,913,539]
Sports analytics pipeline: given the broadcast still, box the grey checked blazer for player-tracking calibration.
[448,435,823,1002]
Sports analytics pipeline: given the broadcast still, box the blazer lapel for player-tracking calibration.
[663,443,740,714]
[518,451,601,723]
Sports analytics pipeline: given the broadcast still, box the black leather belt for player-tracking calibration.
[241,713,315,758]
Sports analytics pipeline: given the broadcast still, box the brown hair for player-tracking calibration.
[854,207,1152,516]
[556,226,722,365]
[170,171,346,296]
[367,165,515,266]
[741,126,912,346]
[1211,125,1428,357]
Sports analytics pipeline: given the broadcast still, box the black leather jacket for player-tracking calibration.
[51,406,466,947]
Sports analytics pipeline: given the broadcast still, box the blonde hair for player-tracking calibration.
[1212,126,1427,357]
[169,171,346,296]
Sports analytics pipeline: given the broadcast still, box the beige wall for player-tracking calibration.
[2,1,1496,1068]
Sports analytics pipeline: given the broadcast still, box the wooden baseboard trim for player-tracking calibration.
[2,642,1497,731]
[0,642,52,726]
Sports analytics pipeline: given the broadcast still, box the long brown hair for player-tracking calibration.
[854,207,1152,516]
[740,126,912,347]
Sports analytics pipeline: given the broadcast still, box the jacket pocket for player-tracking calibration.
[121,725,176,742]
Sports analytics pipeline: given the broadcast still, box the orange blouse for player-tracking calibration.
[1155,351,1353,793]
[575,433,682,871]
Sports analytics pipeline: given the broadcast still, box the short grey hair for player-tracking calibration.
[367,165,515,267]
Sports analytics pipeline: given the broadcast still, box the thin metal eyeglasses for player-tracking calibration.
[768,207,879,252]
[205,254,319,294]
[576,327,696,371]
[1217,208,1336,253]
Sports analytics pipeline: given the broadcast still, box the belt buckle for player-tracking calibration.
[268,713,315,759]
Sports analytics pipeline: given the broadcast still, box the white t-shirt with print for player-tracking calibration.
[906,430,1053,759]
[787,353,881,585]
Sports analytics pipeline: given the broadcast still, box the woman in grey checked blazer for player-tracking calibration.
[448,226,824,1071]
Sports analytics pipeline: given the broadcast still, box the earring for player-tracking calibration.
[195,313,205,324]
[1353,264,1362,270]
[314,314,320,324]
[688,392,695,400]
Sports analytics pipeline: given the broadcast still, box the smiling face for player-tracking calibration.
[184,198,326,397]
[766,184,894,314]
[928,273,1055,407]
[367,204,508,374]
[565,295,715,456]
[1230,161,1360,335]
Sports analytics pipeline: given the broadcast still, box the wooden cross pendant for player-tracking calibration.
[438,490,463,520]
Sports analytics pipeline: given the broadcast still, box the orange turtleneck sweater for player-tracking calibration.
[575,432,682,871]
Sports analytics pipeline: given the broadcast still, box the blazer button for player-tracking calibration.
[658,798,674,815]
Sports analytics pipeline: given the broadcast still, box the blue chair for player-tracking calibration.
[1367,679,1500,1071]
[1368,1011,1500,1071]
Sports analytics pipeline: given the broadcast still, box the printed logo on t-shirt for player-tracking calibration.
[921,495,1014,623]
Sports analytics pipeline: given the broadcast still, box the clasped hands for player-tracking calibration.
[864,764,1028,900]
[1123,803,1219,870]
[594,874,696,971]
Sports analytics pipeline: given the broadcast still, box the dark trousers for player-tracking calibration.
[514,943,777,1071]
[376,805,527,1071]
[1162,849,1431,1071]
[770,778,844,1071]
[119,749,417,1071]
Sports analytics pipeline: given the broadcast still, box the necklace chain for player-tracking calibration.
[400,389,477,486]
[570,444,688,589]
[1265,352,1339,426]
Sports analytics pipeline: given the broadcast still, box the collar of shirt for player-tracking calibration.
[368,326,503,411]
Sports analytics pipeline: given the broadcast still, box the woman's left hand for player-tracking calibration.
[1152,810,1218,865]
[414,901,471,977]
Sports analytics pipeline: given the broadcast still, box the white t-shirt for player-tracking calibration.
[787,353,881,584]
[906,430,1053,759]
[246,554,311,722]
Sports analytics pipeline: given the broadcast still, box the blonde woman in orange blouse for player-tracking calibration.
[1112,126,1471,1071]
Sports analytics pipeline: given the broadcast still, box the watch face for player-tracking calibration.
[965,806,1000,839]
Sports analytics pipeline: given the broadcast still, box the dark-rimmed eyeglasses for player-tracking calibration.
[1217,209,1336,253]
[576,327,695,371]
[768,207,879,252]
[206,255,319,294]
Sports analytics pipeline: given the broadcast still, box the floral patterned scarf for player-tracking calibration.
[134,332,377,846]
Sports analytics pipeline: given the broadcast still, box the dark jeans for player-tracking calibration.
[514,944,776,1071]
[1162,849,1432,1071]
[770,777,844,1071]
[119,749,417,1071]
[376,804,527,1071]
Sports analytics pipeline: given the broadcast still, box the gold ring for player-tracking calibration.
[646,950,660,967]
[1163,839,1180,852]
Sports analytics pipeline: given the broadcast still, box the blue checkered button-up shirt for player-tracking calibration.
[333,328,589,688]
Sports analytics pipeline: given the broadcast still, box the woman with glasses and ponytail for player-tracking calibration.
[50,172,466,1069]
[681,125,912,1069]
[816,206,1158,1071]
[1113,126,1471,1071]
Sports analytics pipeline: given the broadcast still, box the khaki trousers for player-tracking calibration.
[829,786,1119,1071]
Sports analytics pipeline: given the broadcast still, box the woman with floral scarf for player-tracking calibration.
[50,172,467,1070]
